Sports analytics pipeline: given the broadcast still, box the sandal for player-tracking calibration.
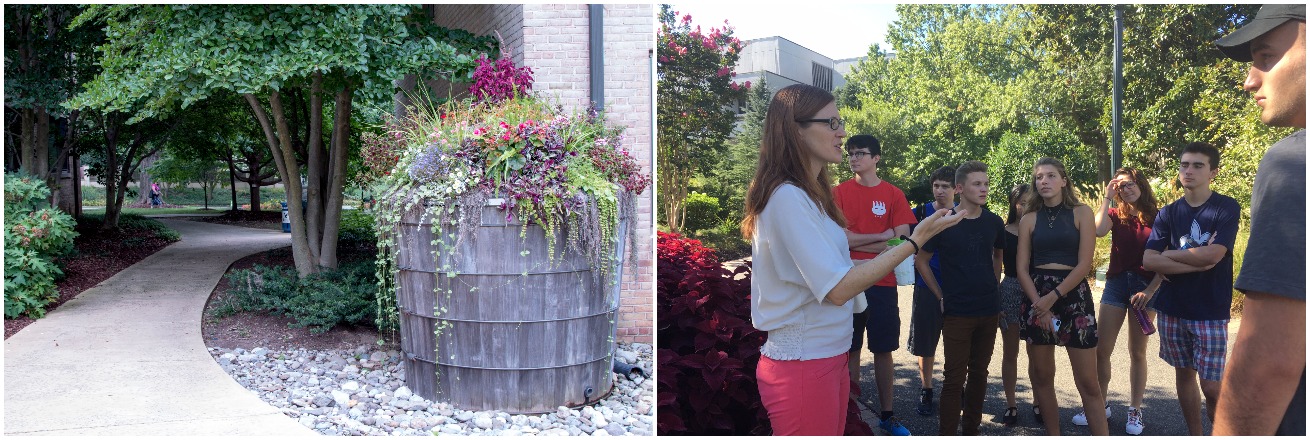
[1003,407,1018,426]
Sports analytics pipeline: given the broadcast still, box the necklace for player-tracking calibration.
[1045,205,1061,229]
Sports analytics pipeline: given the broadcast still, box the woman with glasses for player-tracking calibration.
[1080,167,1162,435]
[1016,157,1107,435]
[741,84,965,435]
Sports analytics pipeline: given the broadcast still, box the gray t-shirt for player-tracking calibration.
[1235,129,1305,436]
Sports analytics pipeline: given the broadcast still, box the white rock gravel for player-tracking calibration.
[208,343,654,436]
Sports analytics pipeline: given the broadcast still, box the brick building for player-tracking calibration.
[427,4,655,343]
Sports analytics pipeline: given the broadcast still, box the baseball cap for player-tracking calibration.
[1214,4,1306,62]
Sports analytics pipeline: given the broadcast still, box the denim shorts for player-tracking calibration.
[1101,271,1157,311]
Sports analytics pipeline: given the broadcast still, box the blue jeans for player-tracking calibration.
[1101,271,1156,310]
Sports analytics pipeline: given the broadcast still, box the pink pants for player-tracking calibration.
[756,352,849,436]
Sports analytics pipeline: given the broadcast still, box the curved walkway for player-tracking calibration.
[4,219,315,435]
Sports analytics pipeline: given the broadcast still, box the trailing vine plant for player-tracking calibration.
[368,52,649,392]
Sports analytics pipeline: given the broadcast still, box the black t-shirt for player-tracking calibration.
[923,209,1005,317]
[1236,130,1305,436]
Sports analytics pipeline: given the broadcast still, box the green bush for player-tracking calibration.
[4,173,79,318]
[213,259,378,334]
[682,191,722,234]
[690,218,752,262]
[338,209,376,249]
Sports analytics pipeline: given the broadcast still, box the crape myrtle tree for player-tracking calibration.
[4,4,101,211]
[656,4,749,233]
[71,5,496,276]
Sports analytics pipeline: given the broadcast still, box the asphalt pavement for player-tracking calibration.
[855,283,1238,436]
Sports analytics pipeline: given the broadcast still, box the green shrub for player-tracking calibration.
[682,191,722,233]
[690,218,752,262]
[338,209,376,249]
[213,259,378,334]
[4,173,79,318]
[78,213,182,242]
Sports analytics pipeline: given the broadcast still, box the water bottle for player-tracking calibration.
[1133,307,1156,335]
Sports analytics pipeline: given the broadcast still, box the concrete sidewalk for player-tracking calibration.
[4,219,314,435]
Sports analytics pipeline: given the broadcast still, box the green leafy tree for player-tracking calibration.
[656,4,749,233]
[4,5,101,211]
[71,5,495,276]
[707,77,770,225]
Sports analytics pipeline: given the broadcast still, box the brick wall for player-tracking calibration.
[427,4,655,344]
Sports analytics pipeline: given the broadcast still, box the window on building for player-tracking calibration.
[812,62,834,91]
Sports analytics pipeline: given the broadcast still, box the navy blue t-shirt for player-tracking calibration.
[1145,192,1241,321]
[922,208,1005,317]
[912,202,948,288]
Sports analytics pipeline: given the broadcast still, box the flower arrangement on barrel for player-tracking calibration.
[363,51,650,413]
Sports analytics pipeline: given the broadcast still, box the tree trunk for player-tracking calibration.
[251,185,262,212]
[137,151,160,206]
[318,86,352,270]
[305,73,326,265]
[246,92,315,277]
[228,162,237,211]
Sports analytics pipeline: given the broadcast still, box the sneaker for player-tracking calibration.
[1072,403,1112,426]
[1003,407,1019,426]
[917,388,934,416]
[880,416,912,436]
[1125,407,1144,435]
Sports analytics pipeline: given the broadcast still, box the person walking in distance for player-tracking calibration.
[1016,157,1108,436]
[915,161,1005,436]
[906,165,955,417]
[1142,142,1242,436]
[1081,167,1164,435]
[1212,4,1306,435]
[742,84,965,436]
[831,134,918,436]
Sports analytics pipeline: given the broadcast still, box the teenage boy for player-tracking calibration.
[906,165,956,416]
[1212,4,1306,436]
[1142,142,1242,436]
[915,161,1004,435]
[833,134,917,436]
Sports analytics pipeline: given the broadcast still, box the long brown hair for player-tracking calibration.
[1111,166,1159,225]
[741,84,844,238]
[1006,183,1031,225]
[1024,157,1083,214]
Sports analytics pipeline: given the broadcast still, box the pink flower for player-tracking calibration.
[729,82,739,90]
[716,67,730,77]
[743,81,752,89]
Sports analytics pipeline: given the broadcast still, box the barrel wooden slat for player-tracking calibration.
[395,201,623,414]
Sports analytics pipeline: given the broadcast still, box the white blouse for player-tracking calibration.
[751,183,857,361]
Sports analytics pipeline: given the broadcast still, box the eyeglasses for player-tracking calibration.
[795,116,844,130]
[848,151,871,160]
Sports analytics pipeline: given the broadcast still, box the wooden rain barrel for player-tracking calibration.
[393,198,626,414]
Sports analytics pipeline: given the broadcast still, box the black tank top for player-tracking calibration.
[1031,205,1079,267]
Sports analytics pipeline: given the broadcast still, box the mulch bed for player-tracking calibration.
[3,221,177,339]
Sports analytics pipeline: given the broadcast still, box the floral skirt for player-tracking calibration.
[1019,269,1098,349]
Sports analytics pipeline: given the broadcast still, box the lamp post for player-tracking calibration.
[1111,4,1124,175]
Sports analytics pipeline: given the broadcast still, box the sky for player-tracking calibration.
[665,3,900,60]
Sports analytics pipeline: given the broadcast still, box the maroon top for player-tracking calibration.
[1108,207,1154,278]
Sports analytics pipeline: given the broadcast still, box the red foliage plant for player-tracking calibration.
[656,232,874,436]
[656,231,770,435]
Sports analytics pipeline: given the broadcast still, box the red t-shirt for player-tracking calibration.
[833,178,917,287]
[1107,207,1154,278]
